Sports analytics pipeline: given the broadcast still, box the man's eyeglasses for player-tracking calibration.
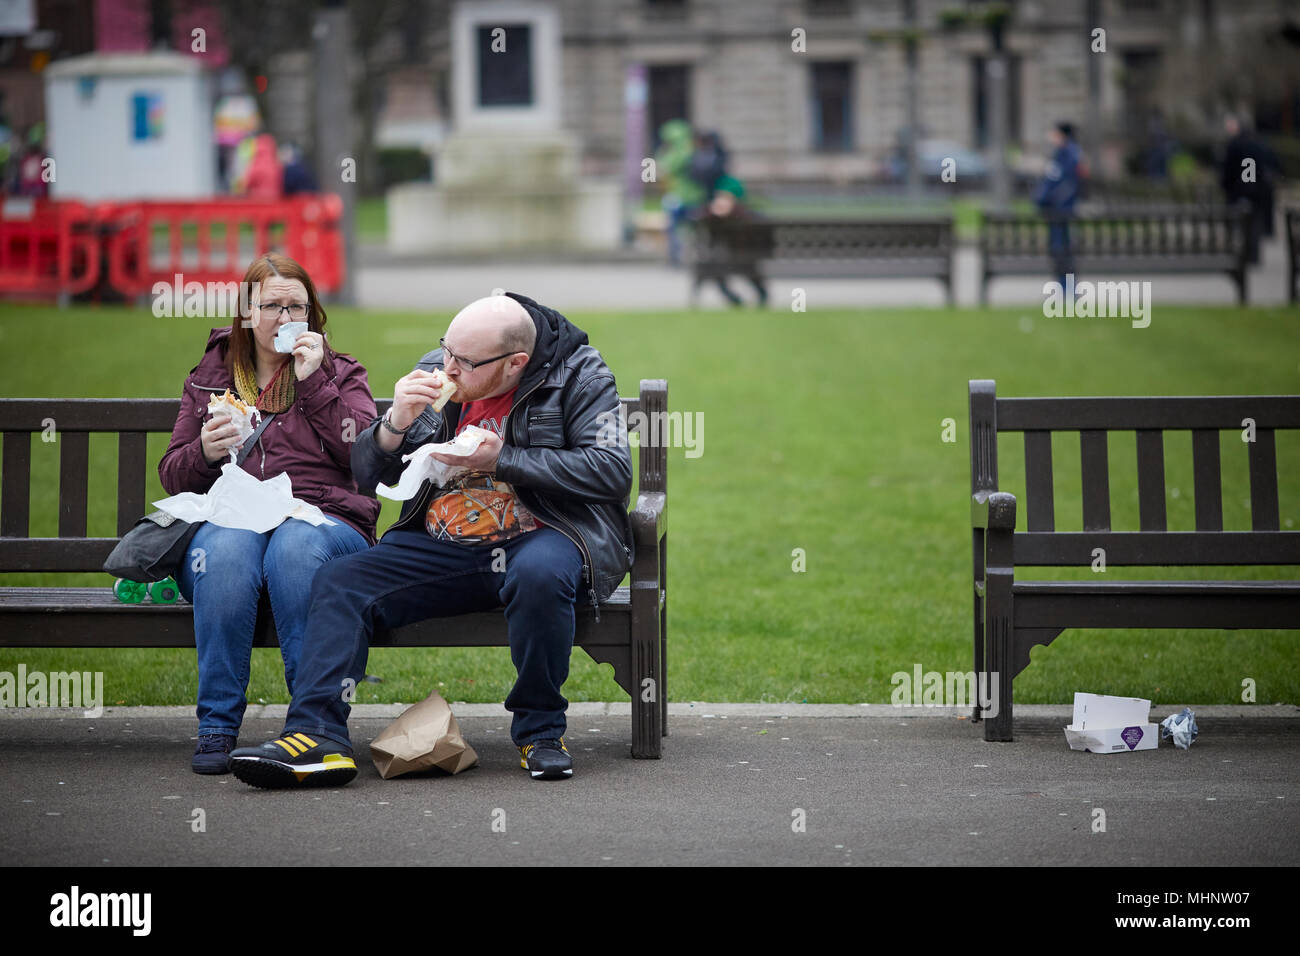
[440,336,515,372]
[259,302,309,319]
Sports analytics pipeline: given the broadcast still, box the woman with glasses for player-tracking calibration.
[158,253,380,775]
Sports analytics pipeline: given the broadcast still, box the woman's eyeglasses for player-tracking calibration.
[259,302,309,319]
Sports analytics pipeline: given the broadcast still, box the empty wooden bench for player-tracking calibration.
[979,206,1249,304]
[690,216,954,305]
[0,382,668,758]
[969,379,1299,741]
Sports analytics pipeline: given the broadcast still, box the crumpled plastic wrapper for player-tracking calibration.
[369,690,479,778]
[376,425,495,500]
[154,463,336,532]
[1160,707,1199,750]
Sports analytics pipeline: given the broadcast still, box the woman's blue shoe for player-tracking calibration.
[192,734,237,774]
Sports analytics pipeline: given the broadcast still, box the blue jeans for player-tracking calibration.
[663,195,695,266]
[281,526,584,749]
[176,516,368,738]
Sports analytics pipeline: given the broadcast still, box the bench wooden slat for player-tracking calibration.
[1013,531,1300,567]
[997,395,1300,431]
[2,397,643,434]
[1191,428,1223,531]
[1023,430,1054,531]
[116,432,148,537]
[1079,430,1110,531]
[1,431,30,538]
[58,431,89,538]
[0,399,180,432]
[1135,429,1167,531]
[0,586,635,648]
[1248,428,1280,531]
[1014,581,1300,631]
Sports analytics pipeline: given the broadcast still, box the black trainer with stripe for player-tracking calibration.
[230,732,358,789]
[519,737,574,780]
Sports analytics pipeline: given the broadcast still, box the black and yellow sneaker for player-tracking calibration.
[519,737,573,780]
[229,733,357,789]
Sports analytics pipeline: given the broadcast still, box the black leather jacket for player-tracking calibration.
[350,292,635,612]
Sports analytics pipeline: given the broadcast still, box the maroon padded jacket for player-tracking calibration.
[158,327,381,545]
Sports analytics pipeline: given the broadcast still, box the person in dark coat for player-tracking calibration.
[1033,121,1083,293]
[689,129,729,200]
[1220,113,1280,264]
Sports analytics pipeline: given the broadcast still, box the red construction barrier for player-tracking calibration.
[0,197,101,299]
[104,194,345,297]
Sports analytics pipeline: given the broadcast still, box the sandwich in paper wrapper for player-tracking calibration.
[369,690,478,778]
[207,388,260,461]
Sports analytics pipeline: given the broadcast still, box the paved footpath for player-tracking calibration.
[355,232,1296,311]
[2,705,1296,866]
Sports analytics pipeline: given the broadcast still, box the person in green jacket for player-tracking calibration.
[655,119,705,266]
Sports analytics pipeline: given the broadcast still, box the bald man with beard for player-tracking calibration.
[230,292,634,786]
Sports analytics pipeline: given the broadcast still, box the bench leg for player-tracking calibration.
[660,536,668,738]
[982,568,1014,742]
[631,579,664,758]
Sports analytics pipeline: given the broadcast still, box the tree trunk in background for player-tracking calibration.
[315,1,356,305]
[1085,0,1101,175]
[903,0,921,197]
[988,21,1010,207]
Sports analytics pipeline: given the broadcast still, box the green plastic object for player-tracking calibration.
[112,578,148,604]
[149,578,180,604]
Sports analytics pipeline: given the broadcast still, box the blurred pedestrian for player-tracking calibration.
[232,133,283,201]
[694,175,768,308]
[279,143,318,195]
[655,119,706,267]
[1033,121,1083,293]
[689,129,729,199]
[1220,112,1280,265]
[16,124,49,198]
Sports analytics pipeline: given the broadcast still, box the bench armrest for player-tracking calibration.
[630,492,666,588]
[631,492,666,548]
[971,491,1017,531]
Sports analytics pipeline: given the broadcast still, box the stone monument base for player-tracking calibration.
[387,129,621,254]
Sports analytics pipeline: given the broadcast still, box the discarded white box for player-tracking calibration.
[1063,692,1158,754]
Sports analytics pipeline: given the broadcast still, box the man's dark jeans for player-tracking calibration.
[282,526,584,749]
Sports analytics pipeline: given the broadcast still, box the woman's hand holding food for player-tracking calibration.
[200,414,244,464]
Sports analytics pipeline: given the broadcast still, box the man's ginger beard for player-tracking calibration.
[448,357,512,404]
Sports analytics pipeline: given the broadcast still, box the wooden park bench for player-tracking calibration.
[690,216,954,306]
[969,379,1300,741]
[979,206,1250,305]
[0,382,668,758]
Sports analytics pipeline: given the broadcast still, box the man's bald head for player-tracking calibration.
[447,295,536,358]
[440,294,537,402]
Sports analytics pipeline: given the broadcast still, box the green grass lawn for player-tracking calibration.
[356,197,387,243]
[1,302,1297,710]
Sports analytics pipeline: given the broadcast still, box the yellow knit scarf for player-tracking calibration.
[233,353,296,413]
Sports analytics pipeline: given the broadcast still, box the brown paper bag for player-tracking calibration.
[369,690,479,778]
